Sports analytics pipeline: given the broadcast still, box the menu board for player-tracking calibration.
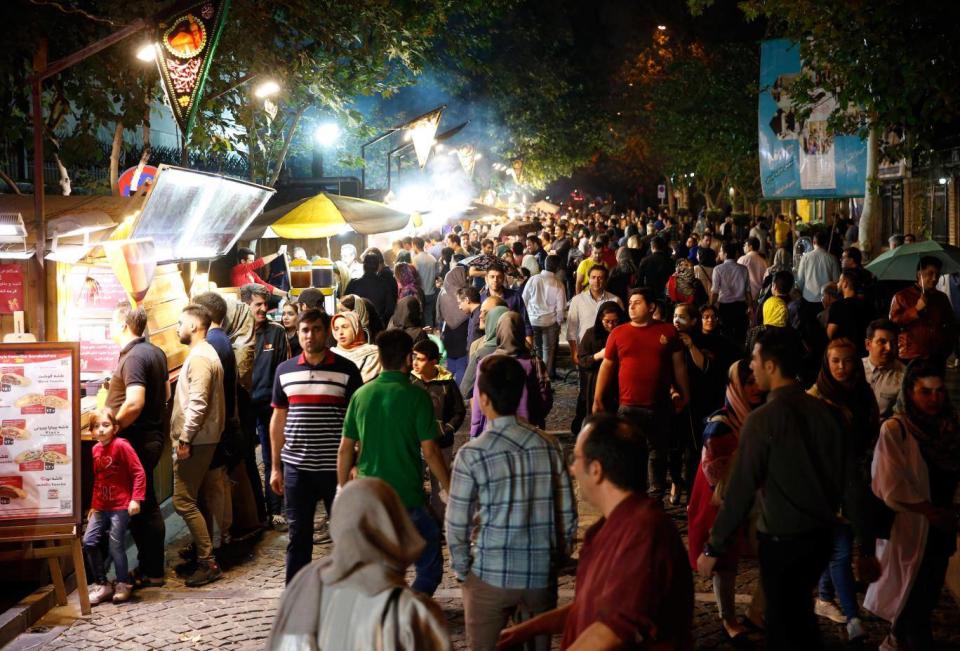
[0,344,80,526]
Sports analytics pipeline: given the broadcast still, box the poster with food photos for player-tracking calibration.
[0,344,79,525]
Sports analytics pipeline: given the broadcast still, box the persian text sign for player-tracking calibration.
[0,264,24,314]
[758,39,867,199]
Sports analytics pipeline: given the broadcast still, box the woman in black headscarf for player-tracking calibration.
[436,266,470,383]
[575,301,627,424]
[387,296,429,345]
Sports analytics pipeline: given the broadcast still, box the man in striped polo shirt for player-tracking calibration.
[269,309,363,584]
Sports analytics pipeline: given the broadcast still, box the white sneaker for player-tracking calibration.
[814,598,847,624]
[88,582,114,605]
[846,617,865,642]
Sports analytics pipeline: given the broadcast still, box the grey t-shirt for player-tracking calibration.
[413,251,438,296]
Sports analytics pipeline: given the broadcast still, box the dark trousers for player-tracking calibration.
[892,536,952,650]
[758,528,832,651]
[254,403,283,516]
[718,301,748,348]
[618,405,670,500]
[238,395,267,524]
[668,407,701,495]
[407,505,443,596]
[284,464,337,584]
[128,438,166,578]
[423,291,438,328]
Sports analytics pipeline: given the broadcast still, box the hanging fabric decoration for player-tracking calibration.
[456,144,477,177]
[512,159,524,184]
[407,108,443,169]
[155,0,232,138]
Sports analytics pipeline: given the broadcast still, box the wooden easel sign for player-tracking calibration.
[0,342,89,614]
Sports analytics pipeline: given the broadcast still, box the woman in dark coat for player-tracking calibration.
[575,301,627,426]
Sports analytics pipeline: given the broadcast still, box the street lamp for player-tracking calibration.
[135,43,156,62]
[253,80,280,99]
[314,122,341,147]
[657,25,667,31]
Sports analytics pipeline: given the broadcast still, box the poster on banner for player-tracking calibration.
[62,266,125,373]
[0,344,80,526]
[0,264,23,314]
[758,39,867,199]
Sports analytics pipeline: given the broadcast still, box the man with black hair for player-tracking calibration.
[345,252,398,324]
[448,355,576,651]
[497,414,692,650]
[637,236,674,298]
[738,236,768,301]
[863,318,904,418]
[522,255,567,379]
[270,309,363,584]
[411,338,465,520]
[457,285,483,347]
[240,283,290,530]
[698,327,879,651]
[796,229,840,318]
[412,236,439,327]
[231,245,287,298]
[890,255,956,362]
[338,329,451,595]
[711,241,752,346]
[481,266,533,339]
[827,269,873,356]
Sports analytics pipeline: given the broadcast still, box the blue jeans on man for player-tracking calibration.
[83,509,131,584]
[818,523,858,620]
[407,505,443,596]
[255,403,283,517]
[532,323,560,379]
[283,464,337,584]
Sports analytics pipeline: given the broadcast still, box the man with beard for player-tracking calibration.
[170,305,225,587]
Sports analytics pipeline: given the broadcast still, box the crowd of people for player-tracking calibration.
[80,203,960,650]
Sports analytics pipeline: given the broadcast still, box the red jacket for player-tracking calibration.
[91,437,146,511]
[889,285,956,360]
[231,258,278,291]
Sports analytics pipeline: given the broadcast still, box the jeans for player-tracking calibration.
[617,405,670,500]
[532,324,560,378]
[407,505,443,596]
[255,403,283,516]
[423,291,438,328]
[818,523,858,620]
[83,509,131,584]
[173,442,217,563]
[128,437,166,578]
[758,528,832,651]
[238,389,267,524]
[284,464,338,584]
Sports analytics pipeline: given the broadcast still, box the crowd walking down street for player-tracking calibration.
[10,207,960,651]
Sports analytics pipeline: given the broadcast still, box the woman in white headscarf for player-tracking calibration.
[268,478,451,651]
[331,312,382,383]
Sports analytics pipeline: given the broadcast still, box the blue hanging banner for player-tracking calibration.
[759,39,867,199]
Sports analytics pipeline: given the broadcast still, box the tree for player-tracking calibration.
[689,0,960,253]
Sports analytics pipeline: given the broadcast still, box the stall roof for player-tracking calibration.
[0,194,143,244]
[241,192,410,240]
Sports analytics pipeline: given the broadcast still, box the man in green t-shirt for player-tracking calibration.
[338,329,451,595]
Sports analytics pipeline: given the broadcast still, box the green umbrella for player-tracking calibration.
[865,240,960,281]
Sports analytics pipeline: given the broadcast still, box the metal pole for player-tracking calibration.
[31,46,47,341]
[386,149,392,192]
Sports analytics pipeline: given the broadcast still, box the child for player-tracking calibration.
[762,270,793,328]
[82,407,146,604]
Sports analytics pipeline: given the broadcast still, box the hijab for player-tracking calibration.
[697,246,717,269]
[673,259,697,297]
[494,311,528,357]
[388,296,426,343]
[701,360,760,487]
[477,306,509,358]
[394,263,422,302]
[437,266,469,329]
[814,338,880,449]
[339,294,376,341]
[895,361,960,472]
[332,312,365,348]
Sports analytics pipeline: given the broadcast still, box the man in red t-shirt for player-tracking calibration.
[593,286,688,501]
[496,414,694,650]
[231,245,288,298]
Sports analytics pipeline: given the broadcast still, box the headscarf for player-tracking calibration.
[437,266,469,330]
[331,312,365,347]
[388,296,426,343]
[814,338,880,450]
[494,311,528,357]
[701,360,760,487]
[673,259,697,297]
[894,360,960,472]
[477,306,509,358]
[394,263,422,303]
[591,301,627,350]
[339,294,376,341]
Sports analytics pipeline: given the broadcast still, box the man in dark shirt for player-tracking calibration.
[636,236,674,298]
[827,269,874,356]
[479,266,533,340]
[240,284,290,530]
[345,253,398,325]
[497,414,693,650]
[698,327,879,651]
[107,302,169,586]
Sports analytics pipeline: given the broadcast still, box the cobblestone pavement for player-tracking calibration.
[10,358,960,650]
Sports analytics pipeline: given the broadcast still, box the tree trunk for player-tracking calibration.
[666,178,676,214]
[109,122,123,195]
[858,123,881,258]
[268,106,306,187]
[0,169,21,194]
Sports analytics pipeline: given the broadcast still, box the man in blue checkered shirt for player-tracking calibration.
[446,354,577,651]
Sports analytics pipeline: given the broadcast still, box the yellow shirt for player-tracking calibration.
[774,221,791,246]
[576,258,600,289]
[762,296,788,327]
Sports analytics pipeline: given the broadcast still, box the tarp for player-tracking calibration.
[532,200,559,214]
[759,39,867,199]
[243,193,410,240]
